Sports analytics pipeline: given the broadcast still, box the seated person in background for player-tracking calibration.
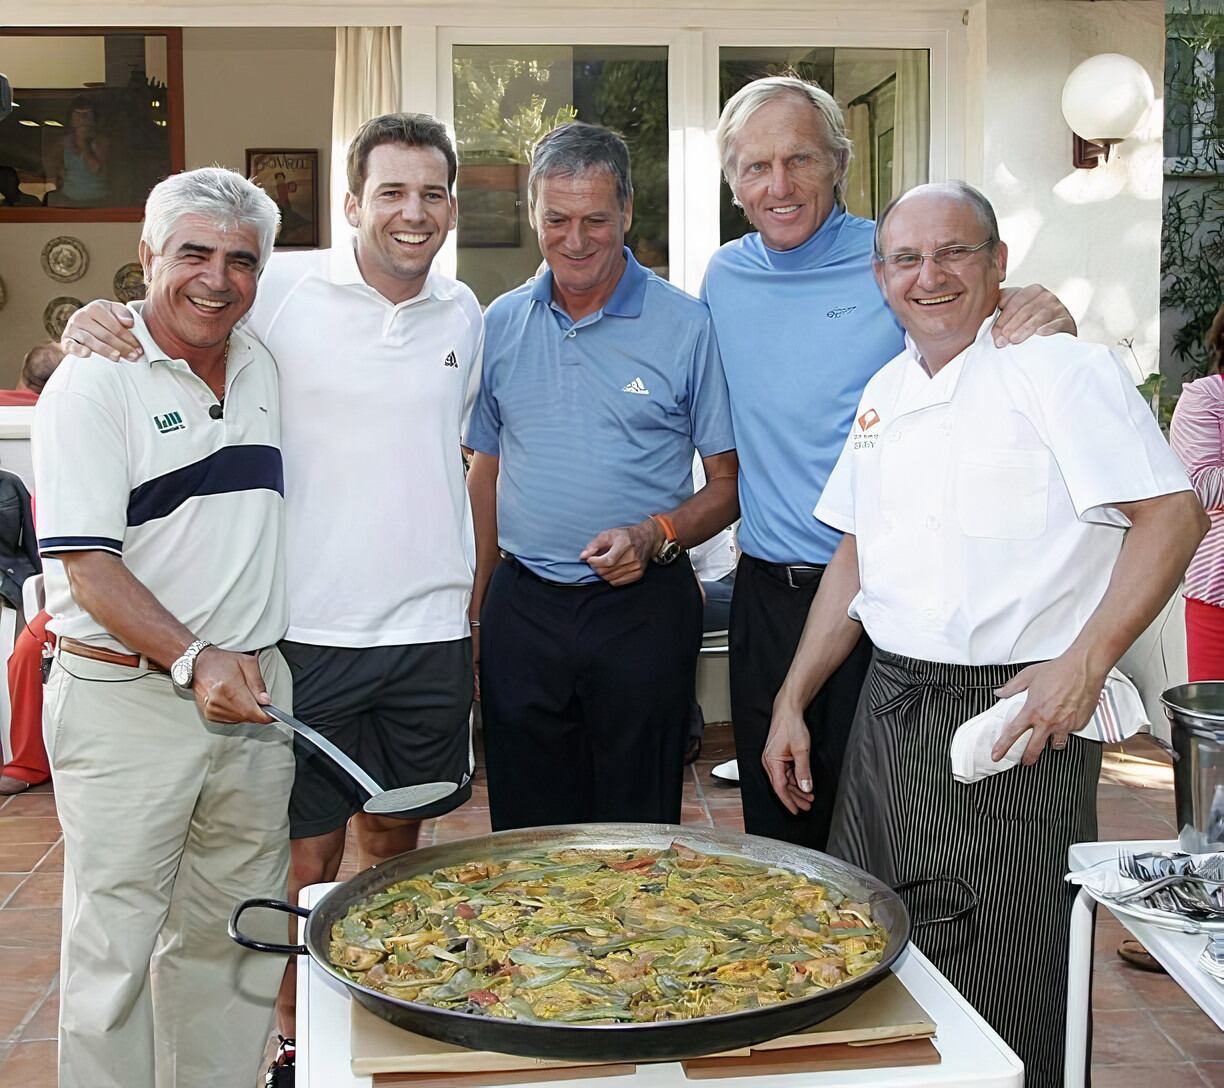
[0,165,41,207]
[0,341,65,406]
[764,181,1206,1087]
[0,341,63,794]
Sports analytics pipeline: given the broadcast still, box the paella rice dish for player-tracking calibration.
[328,842,888,1023]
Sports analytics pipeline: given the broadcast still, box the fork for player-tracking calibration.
[1103,873,1224,905]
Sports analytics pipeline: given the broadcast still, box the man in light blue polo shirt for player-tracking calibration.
[465,122,738,829]
[703,76,1076,851]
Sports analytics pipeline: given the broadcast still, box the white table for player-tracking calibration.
[297,882,1022,1088]
[1064,839,1224,1086]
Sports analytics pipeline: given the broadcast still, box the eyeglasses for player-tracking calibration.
[877,238,994,271]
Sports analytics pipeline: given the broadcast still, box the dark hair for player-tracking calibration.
[345,113,457,197]
[1208,301,1224,375]
[528,122,633,212]
[67,95,99,124]
[21,341,65,395]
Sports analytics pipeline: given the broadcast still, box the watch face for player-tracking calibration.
[170,659,191,687]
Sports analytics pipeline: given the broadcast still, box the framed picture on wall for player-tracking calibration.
[246,148,319,249]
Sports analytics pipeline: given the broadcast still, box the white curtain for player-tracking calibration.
[844,102,873,219]
[331,27,403,247]
[891,51,930,198]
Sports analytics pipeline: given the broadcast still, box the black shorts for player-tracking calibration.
[280,639,474,839]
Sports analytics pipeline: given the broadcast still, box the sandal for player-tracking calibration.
[1117,938,1165,973]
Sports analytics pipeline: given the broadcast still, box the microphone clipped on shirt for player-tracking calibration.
[209,402,224,420]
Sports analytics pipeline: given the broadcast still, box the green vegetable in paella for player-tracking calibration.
[327,843,888,1024]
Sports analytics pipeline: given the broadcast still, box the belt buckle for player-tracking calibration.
[786,565,800,589]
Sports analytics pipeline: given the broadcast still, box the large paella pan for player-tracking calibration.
[230,823,911,1062]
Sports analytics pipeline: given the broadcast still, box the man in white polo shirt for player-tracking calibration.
[35,168,291,1088]
[61,115,483,1060]
[764,182,1207,1087]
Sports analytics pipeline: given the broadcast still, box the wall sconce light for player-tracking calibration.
[1061,53,1154,169]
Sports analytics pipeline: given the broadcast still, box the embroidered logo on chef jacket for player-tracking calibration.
[153,410,186,434]
[622,377,650,395]
[852,407,880,451]
[443,349,458,368]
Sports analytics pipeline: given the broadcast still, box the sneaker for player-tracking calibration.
[265,1036,295,1088]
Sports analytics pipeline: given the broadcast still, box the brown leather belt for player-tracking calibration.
[59,637,169,673]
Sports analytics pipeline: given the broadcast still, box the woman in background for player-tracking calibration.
[1170,303,1224,681]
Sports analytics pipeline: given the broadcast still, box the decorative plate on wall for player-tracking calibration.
[41,236,89,283]
[113,262,145,303]
[44,296,83,339]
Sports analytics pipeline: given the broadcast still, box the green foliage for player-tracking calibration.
[452,57,577,164]
[1162,3,1224,384]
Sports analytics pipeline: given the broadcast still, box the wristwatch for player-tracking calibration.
[649,513,682,565]
[170,639,212,689]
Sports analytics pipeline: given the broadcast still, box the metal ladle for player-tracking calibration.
[265,704,458,815]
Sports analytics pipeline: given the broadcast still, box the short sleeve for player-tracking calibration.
[458,300,485,441]
[1039,346,1191,525]
[462,340,502,456]
[33,364,130,557]
[688,317,736,458]
[813,427,856,534]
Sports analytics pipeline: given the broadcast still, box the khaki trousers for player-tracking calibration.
[44,647,295,1088]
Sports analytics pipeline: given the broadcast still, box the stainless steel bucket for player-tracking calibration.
[1161,683,1224,852]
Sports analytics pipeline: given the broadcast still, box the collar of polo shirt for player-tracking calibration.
[530,246,649,321]
[125,300,253,377]
[328,235,465,306]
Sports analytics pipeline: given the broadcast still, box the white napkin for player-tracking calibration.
[950,668,1149,783]
[1065,853,1222,896]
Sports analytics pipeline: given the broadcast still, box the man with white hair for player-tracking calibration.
[702,76,1075,851]
[765,181,1205,1086]
[34,167,293,1088]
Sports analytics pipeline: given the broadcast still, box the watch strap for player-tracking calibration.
[649,513,679,552]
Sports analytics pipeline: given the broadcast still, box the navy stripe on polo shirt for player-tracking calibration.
[33,303,289,654]
[127,444,284,526]
[464,248,735,584]
[36,535,124,556]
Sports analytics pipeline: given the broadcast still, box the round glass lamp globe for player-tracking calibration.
[1061,53,1154,143]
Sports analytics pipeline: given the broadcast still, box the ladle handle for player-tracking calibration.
[265,704,385,799]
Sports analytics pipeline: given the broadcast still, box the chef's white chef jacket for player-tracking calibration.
[815,312,1192,665]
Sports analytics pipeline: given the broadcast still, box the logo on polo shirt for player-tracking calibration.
[622,377,650,395]
[153,410,186,434]
[827,305,857,319]
[443,350,458,368]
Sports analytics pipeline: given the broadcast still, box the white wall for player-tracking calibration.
[964,0,1164,377]
[0,27,335,385]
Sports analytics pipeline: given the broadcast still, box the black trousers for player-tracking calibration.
[481,556,702,830]
[729,553,873,850]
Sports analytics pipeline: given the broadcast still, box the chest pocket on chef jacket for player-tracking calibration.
[955,448,1049,540]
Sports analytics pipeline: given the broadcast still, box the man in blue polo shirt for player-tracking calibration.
[466,122,738,829]
[703,75,1076,850]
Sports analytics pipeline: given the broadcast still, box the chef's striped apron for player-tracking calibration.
[828,650,1101,1088]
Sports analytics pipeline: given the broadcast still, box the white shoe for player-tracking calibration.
[711,759,739,783]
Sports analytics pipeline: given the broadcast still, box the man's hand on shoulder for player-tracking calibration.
[191,648,273,725]
[61,300,144,362]
[994,285,1077,347]
[580,519,663,586]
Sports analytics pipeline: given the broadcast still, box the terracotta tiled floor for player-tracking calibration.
[1,727,1221,1086]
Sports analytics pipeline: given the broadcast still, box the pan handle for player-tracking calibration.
[894,875,979,928]
[228,897,311,955]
